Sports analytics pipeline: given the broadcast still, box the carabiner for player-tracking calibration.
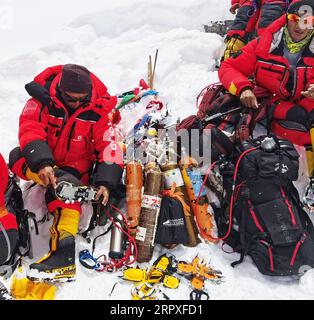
[79,249,102,271]
[190,289,210,300]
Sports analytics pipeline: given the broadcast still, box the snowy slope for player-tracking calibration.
[1,0,314,300]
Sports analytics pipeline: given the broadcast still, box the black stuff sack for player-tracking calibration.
[155,196,188,246]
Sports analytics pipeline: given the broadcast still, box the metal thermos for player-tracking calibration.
[109,213,125,260]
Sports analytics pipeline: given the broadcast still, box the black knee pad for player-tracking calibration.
[258,4,285,29]
[54,168,82,185]
[232,6,252,31]
[8,147,23,170]
[286,105,310,129]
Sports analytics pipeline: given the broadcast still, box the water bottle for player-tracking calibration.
[109,212,126,260]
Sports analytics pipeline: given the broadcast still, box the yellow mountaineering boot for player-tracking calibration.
[28,233,76,282]
[27,207,79,282]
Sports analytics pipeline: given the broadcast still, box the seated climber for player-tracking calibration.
[219,0,314,180]
[224,0,289,60]
[9,64,123,281]
[0,153,18,267]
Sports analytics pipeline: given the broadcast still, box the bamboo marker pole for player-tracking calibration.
[148,55,153,89]
[151,49,158,89]
[147,49,158,89]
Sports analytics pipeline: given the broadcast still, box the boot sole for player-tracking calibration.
[27,265,76,283]
[27,274,76,283]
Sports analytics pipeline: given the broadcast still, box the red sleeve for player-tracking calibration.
[218,39,258,96]
[18,98,55,172]
[0,153,8,208]
[18,98,48,149]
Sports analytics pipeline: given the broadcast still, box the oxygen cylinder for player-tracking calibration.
[136,163,163,263]
[126,161,143,236]
[109,212,126,260]
[179,157,216,243]
[160,162,200,247]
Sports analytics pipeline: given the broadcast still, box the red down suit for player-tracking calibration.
[18,65,123,187]
[219,15,314,146]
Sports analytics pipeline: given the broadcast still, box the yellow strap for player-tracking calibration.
[49,209,61,252]
[25,168,44,185]
[0,207,8,218]
[166,183,191,217]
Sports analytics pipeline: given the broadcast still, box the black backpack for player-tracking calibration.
[1,175,32,278]
[215,136,314,276]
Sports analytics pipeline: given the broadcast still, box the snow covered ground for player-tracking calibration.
[1,0,314,300]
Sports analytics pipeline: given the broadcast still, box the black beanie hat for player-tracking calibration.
[59,64,92,93]
[288,0,314,14]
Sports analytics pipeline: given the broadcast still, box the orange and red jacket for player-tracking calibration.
[219,15,314,145]
[19,65,123,188]
[0,153,8,208]
[219,15,314,103]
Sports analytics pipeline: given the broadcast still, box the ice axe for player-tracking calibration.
[201,106,243,126]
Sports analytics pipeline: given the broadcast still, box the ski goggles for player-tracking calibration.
[287,13,314,28]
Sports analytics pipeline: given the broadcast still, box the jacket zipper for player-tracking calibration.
[279,68,289,97]
[50,96,94,153]
[291,58,303,97]
[67,122,76,151]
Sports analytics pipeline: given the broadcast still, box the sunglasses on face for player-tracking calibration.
[63,92,90,104]
[287,13,314,26]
